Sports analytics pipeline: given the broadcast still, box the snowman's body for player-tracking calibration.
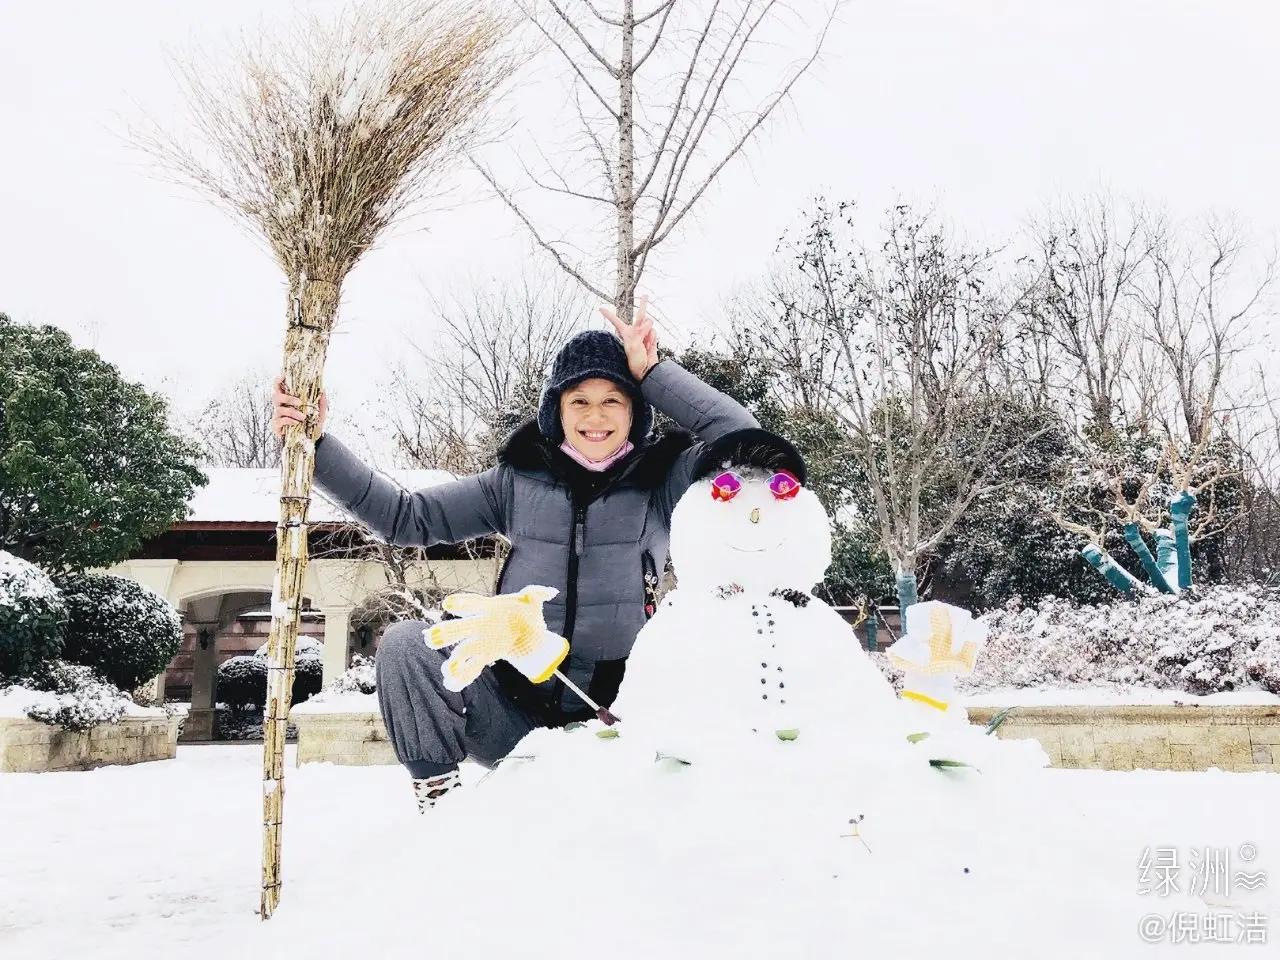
[486,447,1051,916]
[612,463,903,764]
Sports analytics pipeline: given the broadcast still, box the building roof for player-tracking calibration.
[183,467,456,525]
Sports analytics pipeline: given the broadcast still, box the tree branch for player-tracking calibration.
[643,4,833,254]
[469,156,611,302]
[545,0,620,77]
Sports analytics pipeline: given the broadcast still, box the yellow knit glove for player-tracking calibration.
[425,586,570,693]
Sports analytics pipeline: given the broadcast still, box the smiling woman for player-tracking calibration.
[559,378,634,463]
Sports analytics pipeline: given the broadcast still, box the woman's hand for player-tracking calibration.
[271,375,328,440]
[600,293,658,381]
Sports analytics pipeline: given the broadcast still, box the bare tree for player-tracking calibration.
[1136,215,1275,446]
[1028,193,1165,438]
[383,269,589,474]
[311,520,451,626]
[474,0,840,320]
[723,268,845,418]
[374,270,589,592]
[192,369,283,469]
[782,200,1048,610]
[129,0,519,919]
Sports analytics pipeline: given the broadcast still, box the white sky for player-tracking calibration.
[3,0,1279,465]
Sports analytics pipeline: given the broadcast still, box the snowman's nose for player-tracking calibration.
[749,507,761,524]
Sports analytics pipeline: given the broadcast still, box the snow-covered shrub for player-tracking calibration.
[962,584,1280,695]
[325,653,377,695]
[10,661,132,731]
[1245,636,1280,694]
[54,572,182,691]
[253,635,324,659]
[216,642,325,710]
[294,650,324,703]
[0,550,67,681]
[217,655,268,709]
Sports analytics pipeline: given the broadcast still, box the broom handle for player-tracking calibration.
[553,669,620,726]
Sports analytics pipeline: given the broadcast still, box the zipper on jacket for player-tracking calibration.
[564,501,586,640]
[551,500,587,717]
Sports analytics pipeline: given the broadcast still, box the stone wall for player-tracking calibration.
[967,704,1280,773]
[293,704,1280,772]
[0,714,184,773]
[291,711,396,767]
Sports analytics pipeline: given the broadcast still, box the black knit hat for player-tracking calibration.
[692,427,807,485]
[537,330,653,444]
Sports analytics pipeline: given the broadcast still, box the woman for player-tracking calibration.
[272,299,758,811]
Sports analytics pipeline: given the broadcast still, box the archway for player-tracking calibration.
[173,586,322,742]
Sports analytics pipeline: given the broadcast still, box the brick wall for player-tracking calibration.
[164,616,326,700]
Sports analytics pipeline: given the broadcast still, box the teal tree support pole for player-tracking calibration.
[1122,522,1174,594]
[1081,544,1140,596]
[1154,528,1179,591]
[896,570,918,624]
[1170,491,1196,590]
[866,613,878,652]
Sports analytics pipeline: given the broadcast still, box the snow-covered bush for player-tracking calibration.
[962,584,1280,695]
[294,650,324,702]
[0,550,67,681]
[253,635,324,659]
[8,661,132,731]
[217,655,268,709]
[217,641,325,710]
[1245,636,1280,694]
[54,572,182,691]
[325,653,377,695]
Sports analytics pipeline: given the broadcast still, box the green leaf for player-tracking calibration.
[563,721,586,732]
[595,728,620,739]
[984,707,1015,735]
[929,758,980,773]
[775,728,800,741]
[0,314,206,574]
[906,731,931,743]
[655,752,691,766]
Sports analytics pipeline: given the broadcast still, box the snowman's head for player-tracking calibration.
[669,429,832,594]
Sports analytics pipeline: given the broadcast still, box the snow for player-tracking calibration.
[253,635,323,659]
[9,460,1270,958]
[185,467,454,523]
[289,691,378,714]
[334,47,396,124]
[288,687,1280,714]
[0,683,163,720]
[0,744,1276,959]
[0,550,60,607]
[972,585,1280,696]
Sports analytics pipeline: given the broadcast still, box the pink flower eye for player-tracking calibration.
[710,471,742,501]
[768,471,801,500]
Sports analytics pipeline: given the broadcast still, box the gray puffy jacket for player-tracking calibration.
[311,359,758,722]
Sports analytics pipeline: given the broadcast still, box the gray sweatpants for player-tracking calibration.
[375,620,540,778]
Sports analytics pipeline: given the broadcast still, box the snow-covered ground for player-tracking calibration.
[0,744,1275,959]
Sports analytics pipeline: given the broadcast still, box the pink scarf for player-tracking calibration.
[560,438,635,472]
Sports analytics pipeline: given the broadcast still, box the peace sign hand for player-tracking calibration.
[600,293,659,381]
[425,586,570,692]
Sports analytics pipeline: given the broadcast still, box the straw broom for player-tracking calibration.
[131,0,519,919]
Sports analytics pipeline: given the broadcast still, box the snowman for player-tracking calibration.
[290,431,1100,960]
[611,429,903,766]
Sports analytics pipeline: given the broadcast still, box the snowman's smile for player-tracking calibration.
[728,539,786,554]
